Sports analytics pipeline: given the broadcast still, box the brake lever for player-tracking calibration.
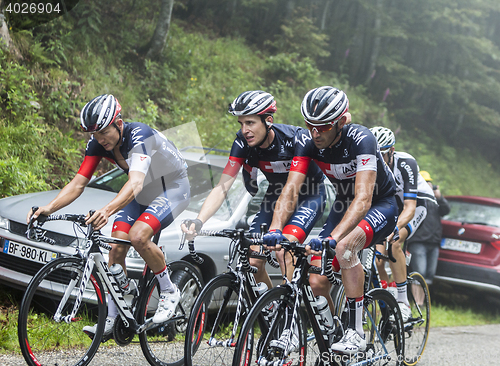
[179,232,186,250]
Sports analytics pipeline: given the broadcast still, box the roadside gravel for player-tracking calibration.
[2,324,499,365]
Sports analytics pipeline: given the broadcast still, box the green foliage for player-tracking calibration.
[265,8,330,60]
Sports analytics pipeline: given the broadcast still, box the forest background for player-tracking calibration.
[1,0,500,198]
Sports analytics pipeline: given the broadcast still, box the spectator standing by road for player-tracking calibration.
[407,171,450,286]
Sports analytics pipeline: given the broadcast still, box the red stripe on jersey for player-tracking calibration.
[314,160,337,179]
[359,219,374,247]
[77,155,102,180]
[112,221,132,234]
[283,225,306,243]
[222,156,244,177]
[290,156,311,175]
[138,212,161,234]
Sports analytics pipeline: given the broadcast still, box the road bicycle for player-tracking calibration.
[232,240,405,366]
[17,209,204,366]
[359,243,430,365]
[183,227,281,366]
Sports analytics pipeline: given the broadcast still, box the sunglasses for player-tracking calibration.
[304,119,337,133]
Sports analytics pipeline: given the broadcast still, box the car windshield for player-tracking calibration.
[88,160,248,221]
[443,201,500,228]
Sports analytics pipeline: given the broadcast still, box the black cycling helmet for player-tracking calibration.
[228,90,277,116]
[80,94,122,132]
[301,86,349,124]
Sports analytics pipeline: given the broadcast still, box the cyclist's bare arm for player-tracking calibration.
[392,198,416,239]
[181,173,237,235]
[269,170,306,231]
[26,173,89,223]
[86,170,145,230]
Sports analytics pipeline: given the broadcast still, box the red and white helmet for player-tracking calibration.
[228,90,277,116]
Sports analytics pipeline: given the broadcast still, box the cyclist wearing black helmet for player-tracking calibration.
[28,94,191,339]
[264,86,399,354]
[182,90,327,290]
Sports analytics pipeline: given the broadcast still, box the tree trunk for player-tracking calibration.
[365,0,383,84]
[146,0,174,60]
[0,0,12,48]
[320,0,332,31]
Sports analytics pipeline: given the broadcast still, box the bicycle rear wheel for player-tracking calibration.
[404,272,430,366]
[185,272,251,366]
[363,288,404,366]
[233,286,310,366]
[138,260,203,366]
[18,256,106,366]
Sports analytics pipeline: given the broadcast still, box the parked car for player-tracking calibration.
[0,148,335,292]
[435,195,500,295]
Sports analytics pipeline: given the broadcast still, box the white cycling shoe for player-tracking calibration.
[153,287,181,324]
[330,328,366,355]
[269,328,300,354]
[83,316,115,341]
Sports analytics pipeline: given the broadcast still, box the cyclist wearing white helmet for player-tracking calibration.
[182,90,327,289]
[264,86,399,354]
[370,126,437,323]
[28,94,191,339]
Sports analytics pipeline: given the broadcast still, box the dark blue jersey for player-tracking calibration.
[78,122,188,182]
[290,124,396,202]
[222,124,325,196]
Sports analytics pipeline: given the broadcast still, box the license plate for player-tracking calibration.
[2,240,58,263]
[441,238,482,254]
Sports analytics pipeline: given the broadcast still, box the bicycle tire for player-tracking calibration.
[363,288,405,366]
[404,272,430,366]
[184,272,252,366]
[233,286,310,366]
[18,256,106,366]
[138,260,204,366]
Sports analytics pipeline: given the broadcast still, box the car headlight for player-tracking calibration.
[0,216,9,230]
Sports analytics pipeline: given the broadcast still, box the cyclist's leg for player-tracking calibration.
[133,176,191,322]
[309,200,344,318]
[249,192,275,289]
[375,241,390,282]
[389,200,427,308]
[281,181,326,280]
[331,196,399,353]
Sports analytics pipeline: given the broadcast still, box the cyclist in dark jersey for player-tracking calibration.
[263,87,398,354]
[181,90,326,289]
[28,94,190,338]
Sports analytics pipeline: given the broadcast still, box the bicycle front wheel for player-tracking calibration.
[363,288,405,366]
[233,286,309,366]
[404,272,430,366]
[138,260,204,366]
[184,272,252,366]
[18,256,106,366]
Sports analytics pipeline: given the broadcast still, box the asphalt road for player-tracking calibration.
[414,324,500,365]
[2,324,499,365]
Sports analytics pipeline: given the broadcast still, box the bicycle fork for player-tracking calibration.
[54,257,95,323]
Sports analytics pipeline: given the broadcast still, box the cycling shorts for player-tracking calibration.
[249,182,326,243]
[112,175,190,235]
[314,195,398,254]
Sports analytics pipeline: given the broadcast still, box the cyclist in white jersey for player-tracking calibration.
[370,127,436,321]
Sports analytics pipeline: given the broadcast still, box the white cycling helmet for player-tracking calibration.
[80,94,122,132]
[228,90,277,116]
[301,86,349,124]
[370,126,396,151]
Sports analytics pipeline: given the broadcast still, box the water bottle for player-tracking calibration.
[316,296,334,328]
[109,263,130,293]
